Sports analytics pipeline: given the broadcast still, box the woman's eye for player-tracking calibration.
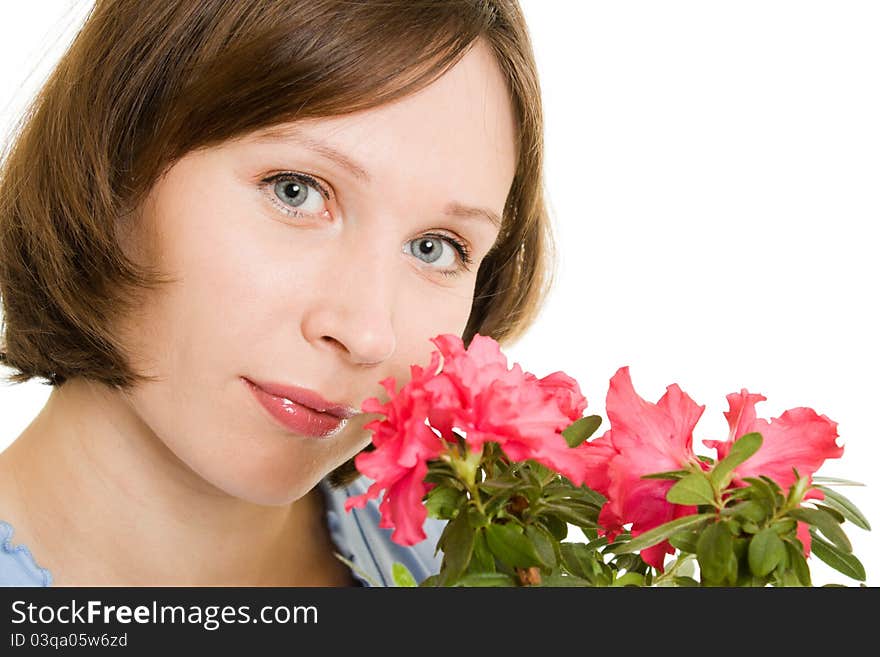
[263,172,330,218]
[406,235,473,278]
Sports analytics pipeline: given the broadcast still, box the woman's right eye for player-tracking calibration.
[261,172,332,220]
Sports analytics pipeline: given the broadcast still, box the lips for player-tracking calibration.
[244,378,354,438]
[244,377,359,419]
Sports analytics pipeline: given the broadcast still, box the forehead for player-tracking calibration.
[243,40,518,215]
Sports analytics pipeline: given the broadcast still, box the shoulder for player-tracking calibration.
[318,476,446,587]
[0,520,53,587]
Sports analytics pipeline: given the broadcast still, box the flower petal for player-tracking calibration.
[706,391,843,491]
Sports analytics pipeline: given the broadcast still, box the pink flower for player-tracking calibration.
[346,333,594,545]
[582,368,845,567]
[424,334,593,486]
[704,389,843,491]
[343,349,447,546]
[703,389,843,555]
[581,366,706,570]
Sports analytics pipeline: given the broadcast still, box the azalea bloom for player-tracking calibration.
[704,389,843,491]
[428,334,592,485]
[582,368,844,568]
[343,349,447,546]
[581,366,707,570]
[346,333,593,545]
[703,389,843,554]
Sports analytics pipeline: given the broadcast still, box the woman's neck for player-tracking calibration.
[0,378,353,586]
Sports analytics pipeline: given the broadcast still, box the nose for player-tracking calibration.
[300,229,398,366]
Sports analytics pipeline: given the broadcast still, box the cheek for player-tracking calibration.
[385,284,478,397]
[114,161,287,425]
[148,182,284,358]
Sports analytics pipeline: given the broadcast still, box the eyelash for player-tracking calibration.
[260,172,474,278]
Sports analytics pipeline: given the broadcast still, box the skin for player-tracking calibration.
[0,38,517,586]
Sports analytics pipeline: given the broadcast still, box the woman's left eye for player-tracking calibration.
[261,171,474,278]
[405,234,473,278]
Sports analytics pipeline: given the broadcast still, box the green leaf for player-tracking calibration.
[468,528,496,574]
[673,554,697,579]
[774,536,791,572]
[479,475,523,492]
[809,531,866,582]
[814,485,872,530]
[419,574,440,587]
[526,460,555,482]
[771,518,798,536]
[537,501,598,528]
[667,531,699,554]
[520,461,549,490]
[740,521,760,535]
[612,572,645,587]
[784,541,811,587]
[483,489,517,518]
[672,576,699,587]
[538,571,593,587]
[544,483,606,507]
[438,508,475,585]
[732,534,749,558]
[453,572,517,587]
[575,486,608,507]
[391,562,418,587]
[731,500,769,524]
[776,570,801,588]
[697,522,738,585]
[562,414,603,448]
[542,514,569,541]
[425,485,465,519]
[640,469,692,481]
[666,473,716,506]
[709,431,763,489]
[560,542,598,582]
[609,513,715,554]
[748,528,786,577]
[613,553,646,573]
[814,504,846,524]
[741,476,782,512]
[723,486,755,504]
[789,507,852,553]
[466,504,489,530]
[519,470,543,504]
[812,475,865,486]
[785,472,812,508]
[485,522,544,569]
[425,460,460,483]
[525,524,557,570]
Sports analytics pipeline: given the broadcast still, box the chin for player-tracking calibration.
[217,472,321,507]
[180,448,327,506]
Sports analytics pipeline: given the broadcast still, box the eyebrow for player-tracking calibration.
[251,126,503,229]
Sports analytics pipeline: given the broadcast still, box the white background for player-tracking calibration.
[2,2,877,586]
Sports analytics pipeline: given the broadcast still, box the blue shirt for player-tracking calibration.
[0,475,445,587]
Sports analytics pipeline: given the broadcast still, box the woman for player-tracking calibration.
[0,0,555,586]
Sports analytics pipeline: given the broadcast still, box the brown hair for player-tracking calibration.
[0,0,556,485]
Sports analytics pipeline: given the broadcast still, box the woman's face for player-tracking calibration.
[117,39,518,505]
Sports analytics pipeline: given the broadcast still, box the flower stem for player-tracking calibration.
[450,443,486,517]
[653,553,695,585]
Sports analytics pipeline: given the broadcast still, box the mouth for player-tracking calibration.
[242,377,357,438]
[243,377,359,418]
